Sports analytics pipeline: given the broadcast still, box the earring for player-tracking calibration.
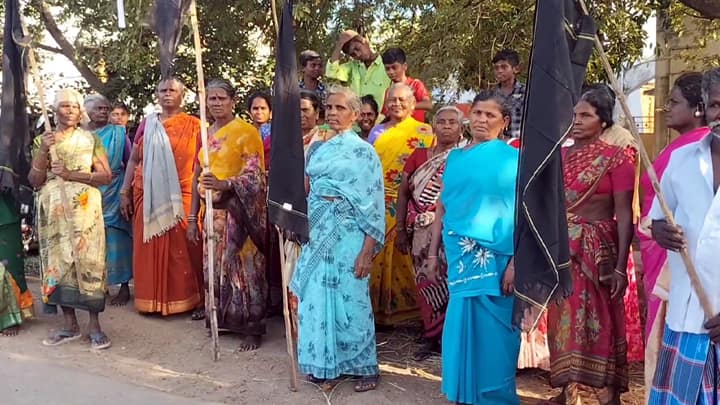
[694,109,703,118]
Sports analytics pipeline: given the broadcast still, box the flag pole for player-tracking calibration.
[188,0,220,361]
[21,15,80,267]
[578,0,715,319]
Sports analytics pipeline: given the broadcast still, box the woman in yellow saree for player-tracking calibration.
[28,89,113,350]
[188,79,268,351]
[371,83,434,326]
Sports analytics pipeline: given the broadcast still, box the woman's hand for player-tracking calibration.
[354,248,373,279]
[200,172,229,192]
[120,192,133,220]
[186,221,200,245]
[610,271,628,301]
[50,160,70,180]
[40,131,55,153]
[502,258,515,296]
[395,228,410,254]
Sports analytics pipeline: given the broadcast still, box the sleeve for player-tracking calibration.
[649,155,678,221]
[403,148,423,175]
[325,60,351,83]
[92,133,108,159]
[413,79,431,101]
[609,149,636,192]
[31,136,43,158]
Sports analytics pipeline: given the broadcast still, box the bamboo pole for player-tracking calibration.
[188,0,220,361]
[23,18,80,266]
[277,228,299,391]
[579,0,715,319]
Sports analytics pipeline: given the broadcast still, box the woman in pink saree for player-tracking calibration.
[638,72,709,394]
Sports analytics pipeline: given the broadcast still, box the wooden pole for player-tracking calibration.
[23,18,80,266]
[188,0,220,361]
[277,228,299,391]
[579,0,715,319]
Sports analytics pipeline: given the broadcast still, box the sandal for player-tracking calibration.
[354,375,379,392]
[42,329,82,346]
[89,331,112,350]
[191,308,206,321]
[307,375,326,385]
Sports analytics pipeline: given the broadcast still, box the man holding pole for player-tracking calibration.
[648,67,720,404]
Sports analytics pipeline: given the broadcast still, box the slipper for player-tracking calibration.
[354,375,379,392]
[307,375,326,384]
[191,309,206,321]
[89,331,112,350]
[42,329,82,347]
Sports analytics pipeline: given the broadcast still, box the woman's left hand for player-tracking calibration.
[50,159,71,180]
[501,259,515,296]
[200,172,229,192]
[610,271,628,301]
[354,249,373,279]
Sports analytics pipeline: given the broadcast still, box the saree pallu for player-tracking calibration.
[133,114,203,315]
[35,129,107,312]
[96,125,132,285]
[0,194,33,329]
[291,131,385,380]
[198,119,267,334]
[407,150,449,339]
[371,117,434,325]
[547,215,629,394]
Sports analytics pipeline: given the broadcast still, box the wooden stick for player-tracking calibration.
[579,0,715,319]
[189,0,220,361]
[23,19,80,267]
[277,227,299,391]
[270,0,280,36]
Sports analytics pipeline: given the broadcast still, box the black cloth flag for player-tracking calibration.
[0,0,31,194]
[268,0,308,240]
[513,0,596,329]
[153,0,191,79]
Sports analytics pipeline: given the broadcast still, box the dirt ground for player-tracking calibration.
[1,275,645,405]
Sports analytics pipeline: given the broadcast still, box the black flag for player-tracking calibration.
[267,1,308,239]
[513,0,596,328]
[153,0,191,79]
[0,0,31,194]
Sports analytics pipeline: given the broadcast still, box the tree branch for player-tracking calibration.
[678,0,720,19]
[30,0,106,92]
[35,43,63,54]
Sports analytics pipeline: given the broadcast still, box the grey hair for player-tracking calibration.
[701,68,720,106]
[84,94,110,110]
[156,77,186,93]
[433,106,465,125]
[326,85,362,113]
[387,83,416,102]
[207,78,236,99]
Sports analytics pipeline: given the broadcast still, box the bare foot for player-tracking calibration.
[237,335,261,352]
[110,284,131,306]
[1,326,19,336]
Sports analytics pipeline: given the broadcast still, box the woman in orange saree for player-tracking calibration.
[546,89,634,405]
[120,78,203,317]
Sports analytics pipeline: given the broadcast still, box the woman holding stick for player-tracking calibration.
[290,86,385,392]
[187,79,268,351]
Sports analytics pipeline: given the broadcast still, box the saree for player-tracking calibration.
[290,131,385,379]
[132,113,203,315]
[371,117,434,325]
[548,140,633,401]
[34,129,107,312]
[197,118,267,335]
[0,194,33,329]
[404,148,450,339]
[440,140,520,405]
[95,125,132,285]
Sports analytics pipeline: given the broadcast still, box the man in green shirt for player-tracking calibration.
[326,30,391,115]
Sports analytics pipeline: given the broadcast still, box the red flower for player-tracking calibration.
[385,169,401,184]
[406,137,420,148]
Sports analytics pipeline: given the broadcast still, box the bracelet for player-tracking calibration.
[613,269,627,277]
[427,255,438,259]
[31,164,45,172]
[187,215,198,222]
[119,189,129,195]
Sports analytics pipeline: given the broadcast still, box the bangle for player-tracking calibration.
[119,189,129,195]
[427,255,438,259]
[31,165,44,172]
[187,215,198,222]
[613,269,627,277]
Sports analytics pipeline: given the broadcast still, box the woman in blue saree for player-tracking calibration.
[428,91,520,405]
[290,86,385,392]
[84,95,133,306]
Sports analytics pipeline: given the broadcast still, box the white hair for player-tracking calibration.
[156,77,186,93]
[326,85,362,113]
[702,68,720,107]
[83,93,110,110]
[387,83,416,103]
[53,88,84,111]
[433,106,465,125]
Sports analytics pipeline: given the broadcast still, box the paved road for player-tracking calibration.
[0,355,217,405]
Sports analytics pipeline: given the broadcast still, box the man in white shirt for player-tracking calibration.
[649,68,720,404]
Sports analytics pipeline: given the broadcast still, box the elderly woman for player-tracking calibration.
[395,106,463,360]
[187,79,268,351]
[28,89,113,350]
[370,83,434,327]
[546,88,635,405]
[290,86,385,392]
[84,94,133,306]
[428,91,520,404]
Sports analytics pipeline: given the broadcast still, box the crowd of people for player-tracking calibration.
[1,28,719,405]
